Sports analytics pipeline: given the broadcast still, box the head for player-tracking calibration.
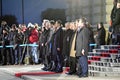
[113,0,118,6]
[1,21,7,26]
[50,20,55,28]
[75,19,79,28]
[117,1,120,9]
[17,27,22,33]
[27,23,34,28]
[42,19,49,27]
[65,22,70,30]
[11,24,17,31]
[45,20,50,30]
[34,23,39,29]
[70,22,76,31]
[55,20,62,29]
[78,17,87,28]
[97,22,104,29]
[86,22,91,28]
[3,29,8,34]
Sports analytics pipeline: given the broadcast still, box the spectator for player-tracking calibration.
[8,24,17,65]
[29,23,39,64]
[95,22,106,47]
[1,29,10,65]
[112,1,120,44]
[86,22,95,52]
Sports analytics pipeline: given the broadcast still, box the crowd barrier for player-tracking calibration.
[0,44,39,48]
[0,43,97,48]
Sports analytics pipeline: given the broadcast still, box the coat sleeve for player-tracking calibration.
[56,28,63,50]
[82,28,90,54]
[112,10,120,27]
[47,30,54,44]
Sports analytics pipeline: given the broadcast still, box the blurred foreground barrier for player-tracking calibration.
[0,44,39,48]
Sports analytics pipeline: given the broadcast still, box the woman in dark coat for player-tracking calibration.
[96,22,106,47]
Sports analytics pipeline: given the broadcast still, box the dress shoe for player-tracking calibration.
[55,70,63,73]
[42,67,48,71]
[79,75,88,78]
[66,72,76,75]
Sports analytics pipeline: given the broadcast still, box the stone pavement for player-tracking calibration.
[0,64,120,80]
[0,70,23,80]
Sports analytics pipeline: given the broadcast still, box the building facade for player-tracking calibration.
[66,0,113,25]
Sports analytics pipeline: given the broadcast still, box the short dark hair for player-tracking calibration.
[56,20,62,25]
[99,22,104,28]
[50,20,55,25]
[79,17,87,24]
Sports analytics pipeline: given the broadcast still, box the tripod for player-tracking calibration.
[20,35,31,65]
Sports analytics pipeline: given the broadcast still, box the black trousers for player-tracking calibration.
[1,48,10,65]
[69,56,76,73]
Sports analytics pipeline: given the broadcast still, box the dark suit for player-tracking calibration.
[52,27,63,72]
[62,29,73,66]
[68,31,77,74]
[76,27,90,76]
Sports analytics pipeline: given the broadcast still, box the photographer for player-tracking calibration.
[1,29,10,65]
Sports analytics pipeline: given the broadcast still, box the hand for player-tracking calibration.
[82,49,85,55]
[45,42,47,46]
[57,48,60,51]
[41,43,44,46]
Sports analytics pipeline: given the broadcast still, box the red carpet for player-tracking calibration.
[15,67,70,77]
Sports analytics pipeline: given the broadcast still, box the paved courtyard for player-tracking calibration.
[0,65,120,80]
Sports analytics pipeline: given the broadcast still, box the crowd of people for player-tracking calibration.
[0,0,120,78]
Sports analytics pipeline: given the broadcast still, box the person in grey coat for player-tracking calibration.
[75,18,90,78]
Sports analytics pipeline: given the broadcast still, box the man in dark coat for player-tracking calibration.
[62,22,73,67]
[66,21,78,75]
[112,1,120,44]
[51,20,64,72]
[76,18,90,77]
[40,21,51,70]
[41,20,54,71]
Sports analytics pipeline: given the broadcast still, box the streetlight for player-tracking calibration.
[0,0,2,17]
[22,0,24,24]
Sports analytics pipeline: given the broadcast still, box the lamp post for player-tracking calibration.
[0,0,2,17]
[22,0,24,24]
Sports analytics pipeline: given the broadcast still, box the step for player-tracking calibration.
[89,70,120,77]
[101,57,120,63]
[88,56,118,62]
[88,52,120,58]
[88,56,101,61]
[89,65,120,72]
[88,60,120,67]
[101,45,120,49]
[93,49,119,53]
